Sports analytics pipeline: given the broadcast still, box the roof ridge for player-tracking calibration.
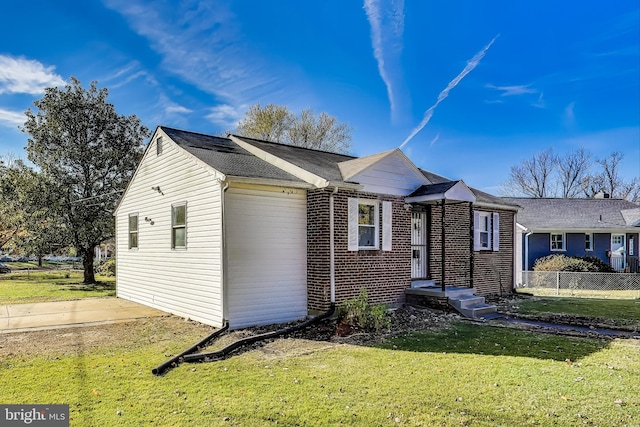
[160,125,230,141]
[230,134,357,158]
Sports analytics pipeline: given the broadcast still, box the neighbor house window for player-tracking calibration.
[473,211,499,251]
[357,200,379,249]
[585,233,593,251]
[551,233,565,251]
[171,203,186,249]
[128,214,138,249]
[157,136,163,156]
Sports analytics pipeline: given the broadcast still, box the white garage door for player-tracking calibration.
[225,186,307,329]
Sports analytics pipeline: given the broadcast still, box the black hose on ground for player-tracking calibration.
[152,321,229,376]
[182,304,336,364]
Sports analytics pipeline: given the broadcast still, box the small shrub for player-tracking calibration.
[96,258,116,277]
[533,254,614,273]
[337,289,390,332]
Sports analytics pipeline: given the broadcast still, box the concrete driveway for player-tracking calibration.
[0,298,166,333]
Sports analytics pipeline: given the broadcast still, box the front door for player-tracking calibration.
[411,210,427,279]
[611,234,626,271]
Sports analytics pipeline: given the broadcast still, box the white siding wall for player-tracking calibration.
[115,133,224,327]
[351,153,425,195]
[225,185,307,329]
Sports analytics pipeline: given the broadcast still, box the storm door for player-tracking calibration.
[411,210,428,279]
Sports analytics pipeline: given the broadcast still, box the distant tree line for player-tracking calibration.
[502,148,639,202]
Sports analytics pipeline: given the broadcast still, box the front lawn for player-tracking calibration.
[0,270,115,304]
[1,319,638,426]
[502,297,640,330]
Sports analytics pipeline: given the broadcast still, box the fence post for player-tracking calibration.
[556,271,560,296]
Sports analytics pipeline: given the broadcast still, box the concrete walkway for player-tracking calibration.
[0,298,166,333]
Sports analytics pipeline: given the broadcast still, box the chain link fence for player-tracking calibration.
[518,271,640,299]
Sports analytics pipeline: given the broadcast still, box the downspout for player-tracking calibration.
[329,187,338,304]
[220,179,230,323]
[524,231,533,272]
[441,201,446,292]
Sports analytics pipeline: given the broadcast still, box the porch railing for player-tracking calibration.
[610,255,625,272]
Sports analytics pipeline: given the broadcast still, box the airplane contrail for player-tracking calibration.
[399,35,499,149]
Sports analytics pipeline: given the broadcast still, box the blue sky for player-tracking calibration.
[0,0,638,194]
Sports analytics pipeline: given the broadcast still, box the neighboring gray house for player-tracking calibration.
[507,197,640,275]
[114,126,518,329]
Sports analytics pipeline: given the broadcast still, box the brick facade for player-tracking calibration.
[472,208,514,295]
[307,188,411,311]
[307,189,515,311]
[427,202,473,287]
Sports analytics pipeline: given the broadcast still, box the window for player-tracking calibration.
[347,198,392,251]
[156,136,163,156]
[551,233,565,251]
[630,237,635,256]
[478,212,491,249]
[128,214,138,249]
[171,204,186,249]
[473,211,499,251]
[585,233,593,251]
[357,200,379,249]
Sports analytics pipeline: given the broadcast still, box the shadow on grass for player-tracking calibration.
[61,282,116,293]
[377,322,609,362]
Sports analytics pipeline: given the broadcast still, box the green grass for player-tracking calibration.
[3,261,77,270]
[514,296,640,322]
[517,287,640,299]
[0,270,115,304]
[1,321,638,426]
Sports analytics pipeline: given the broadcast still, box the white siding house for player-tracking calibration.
[115,128,225,327]
[115,126,518,330]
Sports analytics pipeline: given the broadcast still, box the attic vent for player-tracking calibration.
[157,136,163,156]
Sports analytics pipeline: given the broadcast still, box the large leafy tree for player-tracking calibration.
[22,77,149,283]
[0,160,63,265]
[236,103,353,154]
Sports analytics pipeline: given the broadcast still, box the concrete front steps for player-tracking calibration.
[405,281,501,320]
[448,293,501,320]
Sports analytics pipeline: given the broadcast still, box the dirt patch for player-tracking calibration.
[0,317,215,359]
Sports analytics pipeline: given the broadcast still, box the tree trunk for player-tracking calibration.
[38,255,43,268]
[82,246,96,284]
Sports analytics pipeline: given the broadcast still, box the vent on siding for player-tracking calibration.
[157,136,163,156]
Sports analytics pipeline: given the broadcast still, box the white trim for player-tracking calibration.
[550,232,565,251]
[171,202,187,249]
[128,213,139,249]
[347,198,359,251]
[585,233,594,251]
[382,201,392,251]
[492,212,500,251]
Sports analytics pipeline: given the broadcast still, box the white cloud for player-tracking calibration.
[564,101,576,127]
[0,108,25,128]
[364,0,406,122]
[103,0,282,104]
[0,55,65,95]
[205,104,246,129]
[166,105,193,115]
[400,35,499,149]
[485,83,537,96]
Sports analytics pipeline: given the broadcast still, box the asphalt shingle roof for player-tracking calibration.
[505,197,640,230]
[161,127,303,183]
[230,135,356,183]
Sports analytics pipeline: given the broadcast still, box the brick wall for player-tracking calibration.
[473,208,514,295]
[428,202,473,287]
[307,189,411,311]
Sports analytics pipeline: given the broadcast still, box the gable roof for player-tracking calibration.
[162,127,303,183]
[418,169,519,210]
[406,180,476,203]
[506,197,640,230]
[230,134,355,184]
